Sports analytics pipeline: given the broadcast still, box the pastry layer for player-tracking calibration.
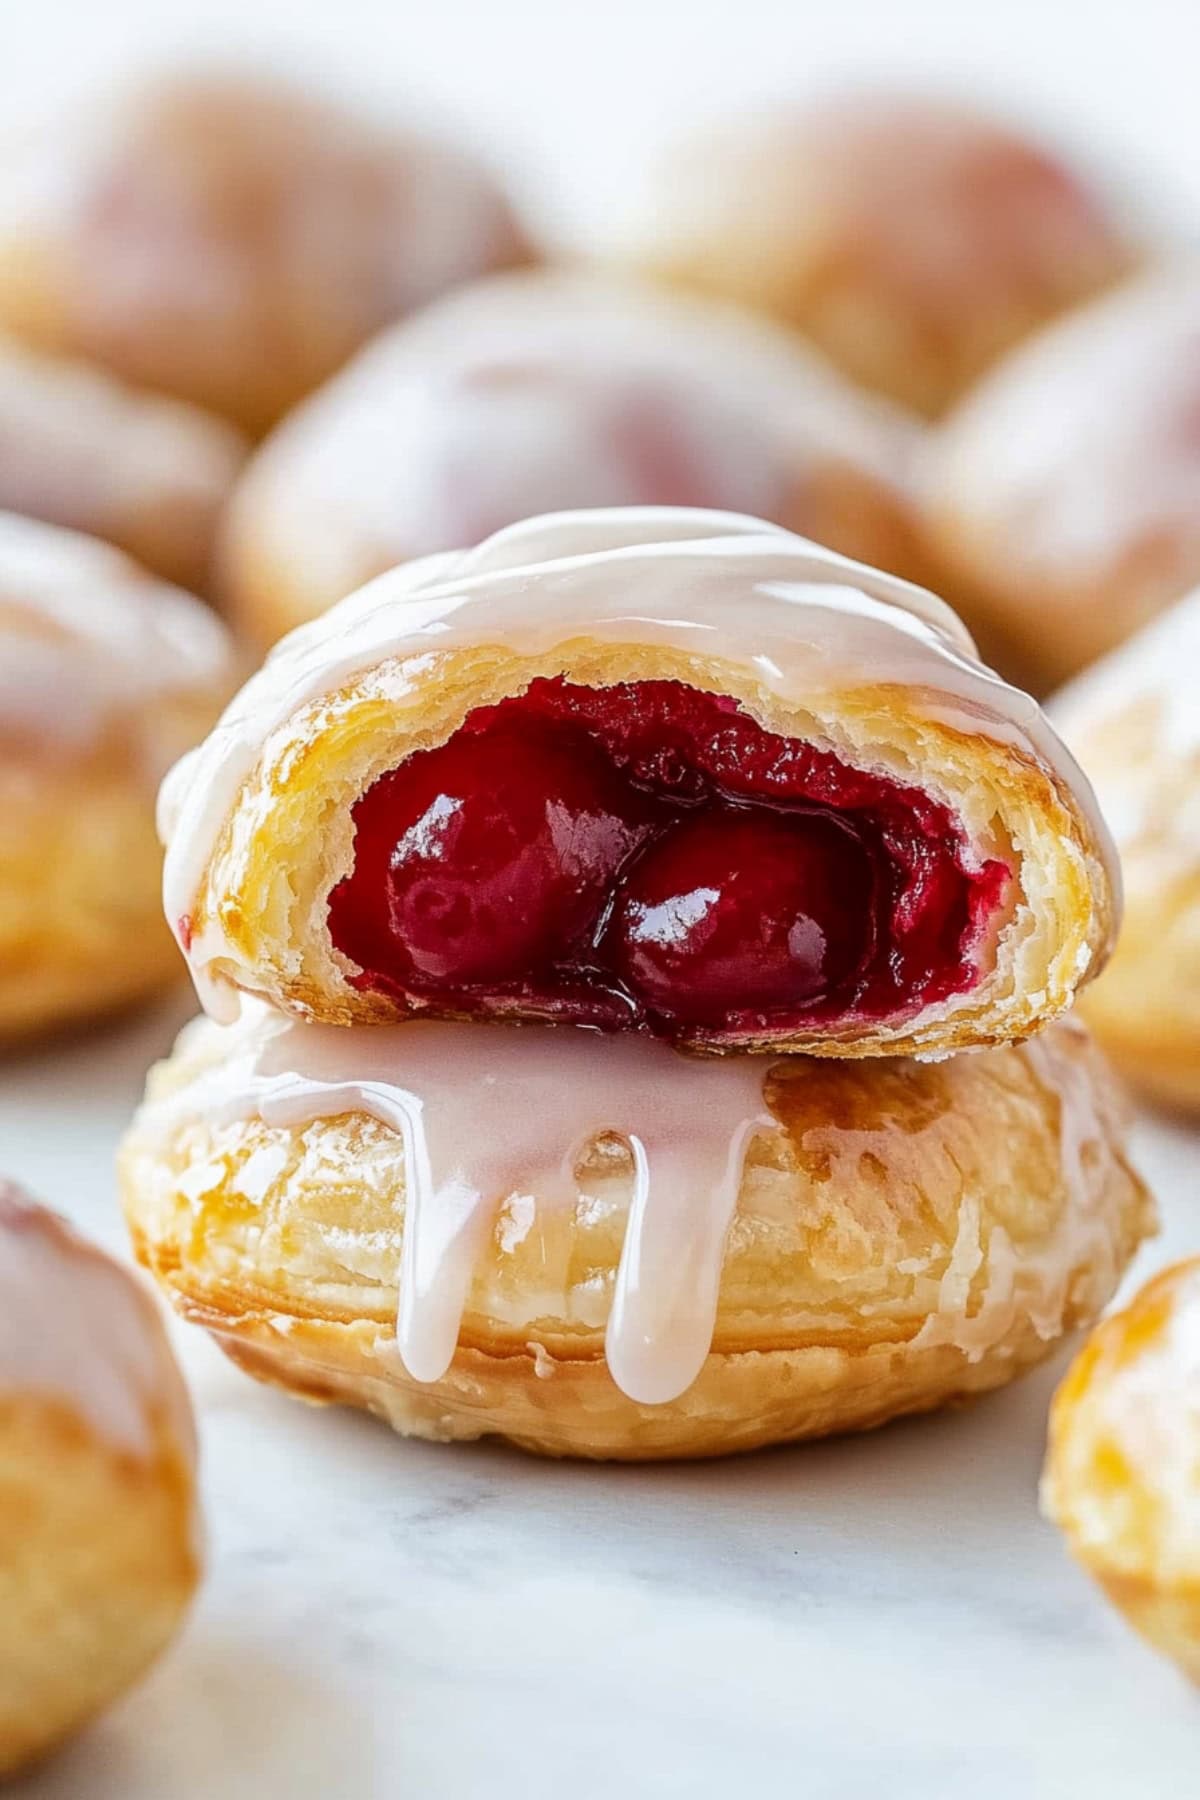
[120,1011,1152,1460]
[163,507,1117,1056]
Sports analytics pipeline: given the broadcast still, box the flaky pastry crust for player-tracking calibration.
[1042,1259,1200,1684]
[120,1014,1151,1461]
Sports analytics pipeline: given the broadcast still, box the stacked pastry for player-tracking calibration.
[120,508,1151,1459]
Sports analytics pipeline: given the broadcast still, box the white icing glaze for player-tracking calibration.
[236,270,921,601]
[137,1008,1119,1400]
[0,1182,196,1463]
[158,506,1116,1020]
[934,265,1200,580]
[0,510,232,767]
[140,1005,775,1405]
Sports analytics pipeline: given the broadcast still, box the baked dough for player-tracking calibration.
[120,1009,1151,1461]
[0,72,532,435]
[163,507,1118,1056]
[1042,1258,1200,1683]
[925,267,1200,690]
[0,335,246,592]
[635,93,1136,418]
[0,513,234,1038]
[1052,589,1200,1108]
[0,1182,199,1776]
[221,270,931,645]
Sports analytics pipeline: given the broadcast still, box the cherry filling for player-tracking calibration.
[328,679,1010,1043]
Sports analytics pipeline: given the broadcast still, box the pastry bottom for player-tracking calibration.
[121,1015,1152,1461]
[0,745,182,1040]
[0,1396,197,1776]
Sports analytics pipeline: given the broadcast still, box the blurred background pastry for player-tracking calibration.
[1042,1257,1200,1685]
[0,1181,200,1776]
[925,267,1200,690]
[0,513,234,1039]
[1052,588,1200,1109]
[634,91,1138,419]
[221,270,929,645]
[0,335,246,592]
[0,70,534,436]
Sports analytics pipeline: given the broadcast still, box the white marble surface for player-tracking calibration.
[2,991,1197,1798]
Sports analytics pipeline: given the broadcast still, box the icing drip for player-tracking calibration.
[142,1007,776,1404]
[158,505,1117,1021]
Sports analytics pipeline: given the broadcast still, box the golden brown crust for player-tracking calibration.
[1042,1259,1200,1683]
[0,74,533,435]
[121,1015,1152,1461]
[637,97,1136,418]
[186,637,1116,1057]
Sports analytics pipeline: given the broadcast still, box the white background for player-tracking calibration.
[3,4,1200,1796]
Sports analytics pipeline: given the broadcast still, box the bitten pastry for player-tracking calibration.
[0,513,233,1038]
[0,335,247,592]
[0,1182,199,1776]
[636,93,1136,417]
[120,1007,1150,1460]
[0,72,532,435]
[926,268,1200,689]
[1042,1259,1200,1683]
[1052,590,1200,1109]
[163,508,1117,1057]
[222,270,929,646]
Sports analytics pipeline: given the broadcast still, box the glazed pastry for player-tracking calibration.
[0,1182,199,1776]
[1052,590,1200,1108]
[0,72,532,435]
[120,1007,1150,1459]
[0,512,233,1038]
[0,335,246,592]
[222,270,930,645]
[163,508,1117,1057]
[1042,1259,1200,1683]
[926,268,1200,690]
[636,93,1137,417]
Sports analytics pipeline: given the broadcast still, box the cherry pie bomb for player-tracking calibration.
[120,509,1145,1462]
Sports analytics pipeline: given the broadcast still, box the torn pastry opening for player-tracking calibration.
[327,674,1012,1047]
